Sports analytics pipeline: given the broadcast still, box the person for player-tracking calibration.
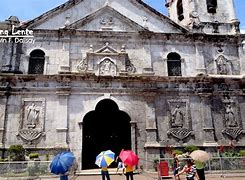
[101,166,110,180]
[172,153,180,180]
[60,174,68,180]
[115,156,124,175]
[175,159,196,180]
[195,160,205,180]
[123,163,134,180]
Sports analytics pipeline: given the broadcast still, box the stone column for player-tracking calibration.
[195,44,206,75]
[145,101,159,147]
[58,40,70,73]
[239,40,245,75]
[130,121,137,153]
[0,96,7,148]
[55,86,71,148]
[227,0,238,21]
[199,94,218,146]
[141,39,154,75]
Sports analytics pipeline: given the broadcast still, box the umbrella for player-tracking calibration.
[50,151,75,174]
[190,150,210,162]
[95,150,115,167]
[119,150,139,166]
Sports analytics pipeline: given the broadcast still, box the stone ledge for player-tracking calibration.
[144,142,161,148]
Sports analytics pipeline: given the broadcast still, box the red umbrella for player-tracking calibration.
[119,150,139,166]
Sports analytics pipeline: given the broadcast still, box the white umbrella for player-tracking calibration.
[190,150,209,162]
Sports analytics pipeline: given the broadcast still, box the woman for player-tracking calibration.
[175,159,196,180]
[101,166,110,180]
[123,163,134,180]
[172,153,180,180]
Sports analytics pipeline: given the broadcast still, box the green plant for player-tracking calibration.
[8,145,25,161]
[184,145,199,153]
[173,149,183,155]
[45,154,50,161]
[29,153,39,160]
[239,150,245,156]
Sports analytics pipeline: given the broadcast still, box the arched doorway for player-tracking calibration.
[82,99,131,169]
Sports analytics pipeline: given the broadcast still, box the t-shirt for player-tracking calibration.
[195,160,204,169]
[101,167,108,171]
[125,165,134,173]
[184,165,196,178]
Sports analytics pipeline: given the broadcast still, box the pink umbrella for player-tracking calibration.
[119,150,139,166]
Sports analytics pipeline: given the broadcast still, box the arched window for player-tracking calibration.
[28,50,45,74]
[177,0,184,21]
[167,52,182,76]
[206,0,217,13]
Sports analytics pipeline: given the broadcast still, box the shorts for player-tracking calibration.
[173,168,179,176]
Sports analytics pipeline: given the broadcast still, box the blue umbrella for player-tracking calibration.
[50,151,75,175]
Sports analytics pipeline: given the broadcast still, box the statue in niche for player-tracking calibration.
[99,59,116,76]
[225,104,238,128]
[216,56,228,75]
[26,103,40,128]
[171,105,184,128]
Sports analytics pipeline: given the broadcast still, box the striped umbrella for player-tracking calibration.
[95,150,115,167]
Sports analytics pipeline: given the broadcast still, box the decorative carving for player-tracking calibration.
[167,100,193,142]
[126,59,136,73]
[76,43,136,75]
[171,105,184,128]
[222,100,244,140]
[222,128,244,140]
[216,55,229,75]
[99,58,117,76]
[188,11,201,29]
[100,16,114,30]
[17,98,45,144]
[77,58,88,72]
[225,104,238,128]
[26,104,40,128]
[167,128,194,142]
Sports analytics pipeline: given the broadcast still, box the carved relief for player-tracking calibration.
[100,16,114,30]
[99,58,117,76]
[77,58,88,72]
[225,104,238,128]
[17,98,45,144]
[167,100,194,142]
[171,105,184,128]
[222,100,244,140]
[215,55,230,75]
[76,43,136,76]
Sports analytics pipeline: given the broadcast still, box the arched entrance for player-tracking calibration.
[82,99,131,169]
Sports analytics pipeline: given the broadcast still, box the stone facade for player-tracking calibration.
[0,0,245,170]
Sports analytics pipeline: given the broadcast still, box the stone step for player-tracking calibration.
[76,168,123,176]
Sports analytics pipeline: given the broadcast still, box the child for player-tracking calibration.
[175,159,196,180]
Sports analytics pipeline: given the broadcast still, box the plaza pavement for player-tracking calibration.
[46,172,245,180]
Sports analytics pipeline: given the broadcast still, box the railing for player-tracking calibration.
[0,157,244,178]
[152,157,245,175]
[0,161,53,178]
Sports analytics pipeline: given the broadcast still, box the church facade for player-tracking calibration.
[0,0,245,169]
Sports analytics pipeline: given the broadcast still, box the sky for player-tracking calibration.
[0,0,244,31]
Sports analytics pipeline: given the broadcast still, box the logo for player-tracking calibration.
[0,25,35,44]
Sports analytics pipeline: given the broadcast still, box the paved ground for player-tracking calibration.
[47,173,245,180]
[1,173,245,180]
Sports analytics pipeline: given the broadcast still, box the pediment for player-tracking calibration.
[65,6,148,32]
[95,42,119,54]
[25,0,188,33]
